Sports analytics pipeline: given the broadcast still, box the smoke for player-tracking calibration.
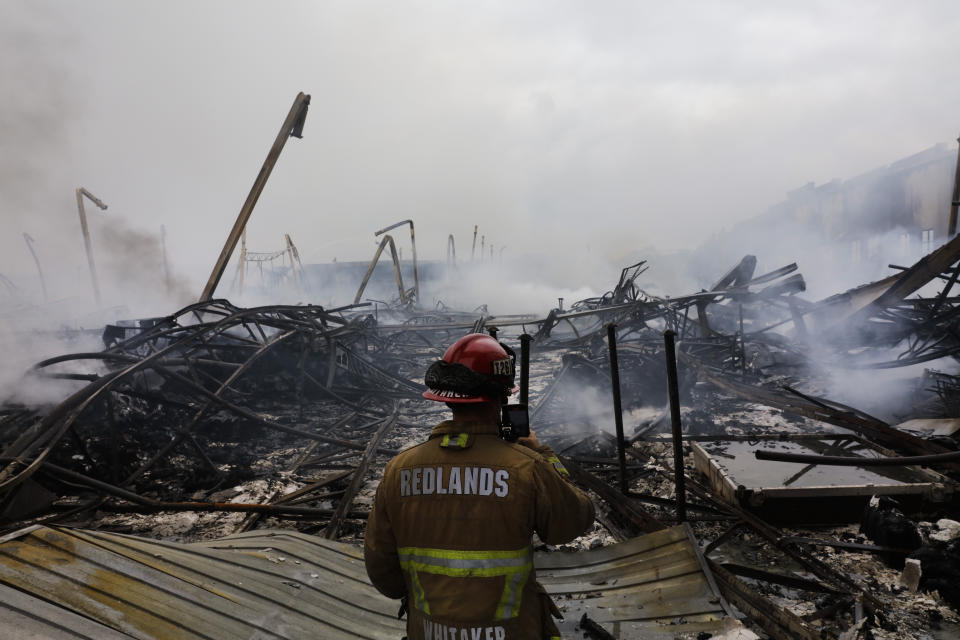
[2,2,958,426]
[95,219,195,316]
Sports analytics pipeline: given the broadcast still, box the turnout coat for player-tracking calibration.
[364,418,596,640]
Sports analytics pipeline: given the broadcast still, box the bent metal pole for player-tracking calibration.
[75,187,108,306]
[375,219,419,305]
[200,92,311,302]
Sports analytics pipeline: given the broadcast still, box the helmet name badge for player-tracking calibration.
[490,358,514,376]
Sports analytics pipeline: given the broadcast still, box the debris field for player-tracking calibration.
[2,226,960,640]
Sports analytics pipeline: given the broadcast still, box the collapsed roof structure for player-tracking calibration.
[2,96,959,639]
[2,227,959,638]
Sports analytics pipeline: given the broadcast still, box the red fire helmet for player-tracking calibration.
[422,333,516,403]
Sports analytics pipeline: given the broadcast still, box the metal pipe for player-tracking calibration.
[75,187,108,305]
[519,333,532,406]
[447,234,456,265]
[605,323,628,493]
[375,220,418,305]
[755,449,960,466]
[200,92,310,301]
[948,132,960,237]
[471,225,478,261]
[663,329,687,522]
[22,233,48,302]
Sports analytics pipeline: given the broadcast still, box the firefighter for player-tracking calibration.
[364,333,596,640]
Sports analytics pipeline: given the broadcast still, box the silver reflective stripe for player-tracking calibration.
[397,545,533,620]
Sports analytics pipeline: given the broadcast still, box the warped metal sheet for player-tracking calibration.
[0,526,403,639]
[537,525,729,638]
[0,525,727,639]
[0,580,134,640]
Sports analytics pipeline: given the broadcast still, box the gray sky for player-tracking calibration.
[3,0,960,304]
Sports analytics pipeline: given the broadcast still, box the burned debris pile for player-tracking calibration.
[2,234,960,639]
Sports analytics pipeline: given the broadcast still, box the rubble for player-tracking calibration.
[2,206,960,638]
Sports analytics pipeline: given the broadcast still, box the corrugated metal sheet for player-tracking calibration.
[0,525,404,639]
[538,525,728,638]
[0,524,727,639]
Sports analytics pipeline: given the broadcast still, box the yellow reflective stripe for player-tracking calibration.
[439,433,470,449]
[494,563,532,619]
[546,455,569,476]
[400,546,530,562]
[397,545,533,619]
[408,567,430,615]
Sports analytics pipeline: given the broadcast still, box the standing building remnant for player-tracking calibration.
[200,92,311,302]
[75,187,108,305]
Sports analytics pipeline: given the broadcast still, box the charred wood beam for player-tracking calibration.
[156,367,398,455]
[14,457,334,517]
[121,330,299,485]
[720,562,845,595]
[91,502,365,519]
[559,457,666,533]
[3,301,374,492]
[843,232,960,328]
[801,596,856,623]
[780,536,915,555]
[281,490,346,506]
[236,437,326,533]
[273,469,354,505]
[625,491,725,515]
[703,521,746,555]
[709,561,822,640]
[929,264,960,318]
[323,407,399,539]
